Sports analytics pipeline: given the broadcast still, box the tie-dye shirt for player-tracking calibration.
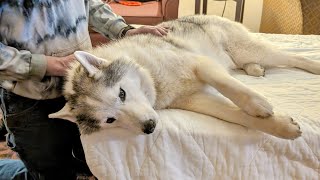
[0,0,129,99]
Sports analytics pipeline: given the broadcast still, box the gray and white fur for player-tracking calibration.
[50,15,320,139]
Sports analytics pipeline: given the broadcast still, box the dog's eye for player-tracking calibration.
[119,87,126,102]
[106,117,116,124]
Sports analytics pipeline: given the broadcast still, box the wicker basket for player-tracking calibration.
[260,0,320,35]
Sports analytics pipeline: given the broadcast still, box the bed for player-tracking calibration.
[81,33,320,180]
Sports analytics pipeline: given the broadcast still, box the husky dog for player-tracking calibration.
[49,15,320,139]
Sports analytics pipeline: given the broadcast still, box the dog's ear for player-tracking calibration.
[74,51,105,79]
[48,103,77,123]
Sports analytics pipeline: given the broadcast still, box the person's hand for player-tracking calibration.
[125,25,169,37]
[45,54,76,76]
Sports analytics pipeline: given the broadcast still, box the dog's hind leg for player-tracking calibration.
[228,39,320,75]
[170,91,301,140]
[260,52,320,75]
[195,56,273,118]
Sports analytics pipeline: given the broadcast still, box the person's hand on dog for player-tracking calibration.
[126,25,169,37]
[45,54,76,76]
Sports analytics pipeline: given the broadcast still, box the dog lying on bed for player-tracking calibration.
[49,15,320,139]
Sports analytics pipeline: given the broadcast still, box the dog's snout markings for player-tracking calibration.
[143,119,156,134]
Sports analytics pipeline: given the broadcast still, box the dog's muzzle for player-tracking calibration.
[142,119,156,134]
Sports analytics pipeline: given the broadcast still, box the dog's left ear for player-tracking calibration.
[74,51,105,79]
[48,103,77,123]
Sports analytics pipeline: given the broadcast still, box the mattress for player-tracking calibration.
[81,34,320,180]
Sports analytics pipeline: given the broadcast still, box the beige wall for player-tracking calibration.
[179,0,263,32]
[243,0,263,32]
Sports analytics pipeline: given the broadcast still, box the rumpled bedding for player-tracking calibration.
[81,34,320,180]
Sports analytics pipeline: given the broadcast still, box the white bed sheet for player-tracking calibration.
[81,34,320,180]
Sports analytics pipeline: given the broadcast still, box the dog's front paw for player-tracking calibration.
[241,94,274,118]
[266,115,302,140]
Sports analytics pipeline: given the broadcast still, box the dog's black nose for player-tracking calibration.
[143,119,156,134]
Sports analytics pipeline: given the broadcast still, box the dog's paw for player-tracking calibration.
[243,63,265,77]
[266,115,302,140]
[241,94,274,118]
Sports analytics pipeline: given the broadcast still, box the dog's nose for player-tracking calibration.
[143,119,156,134]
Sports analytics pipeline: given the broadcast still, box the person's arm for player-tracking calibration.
[88,0,129,40]
[88,0,169,39]
[0,42,47,81]
[0,42,76,81]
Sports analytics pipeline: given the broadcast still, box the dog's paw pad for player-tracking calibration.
[270,116,302,140]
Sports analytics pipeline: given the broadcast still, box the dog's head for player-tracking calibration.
[49,51,158,135]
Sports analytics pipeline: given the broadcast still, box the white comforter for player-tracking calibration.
[81,34,320,180]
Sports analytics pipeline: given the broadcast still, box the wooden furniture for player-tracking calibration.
[104,0,180,25]
[195,0,245,23]
[90,0,180,47]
